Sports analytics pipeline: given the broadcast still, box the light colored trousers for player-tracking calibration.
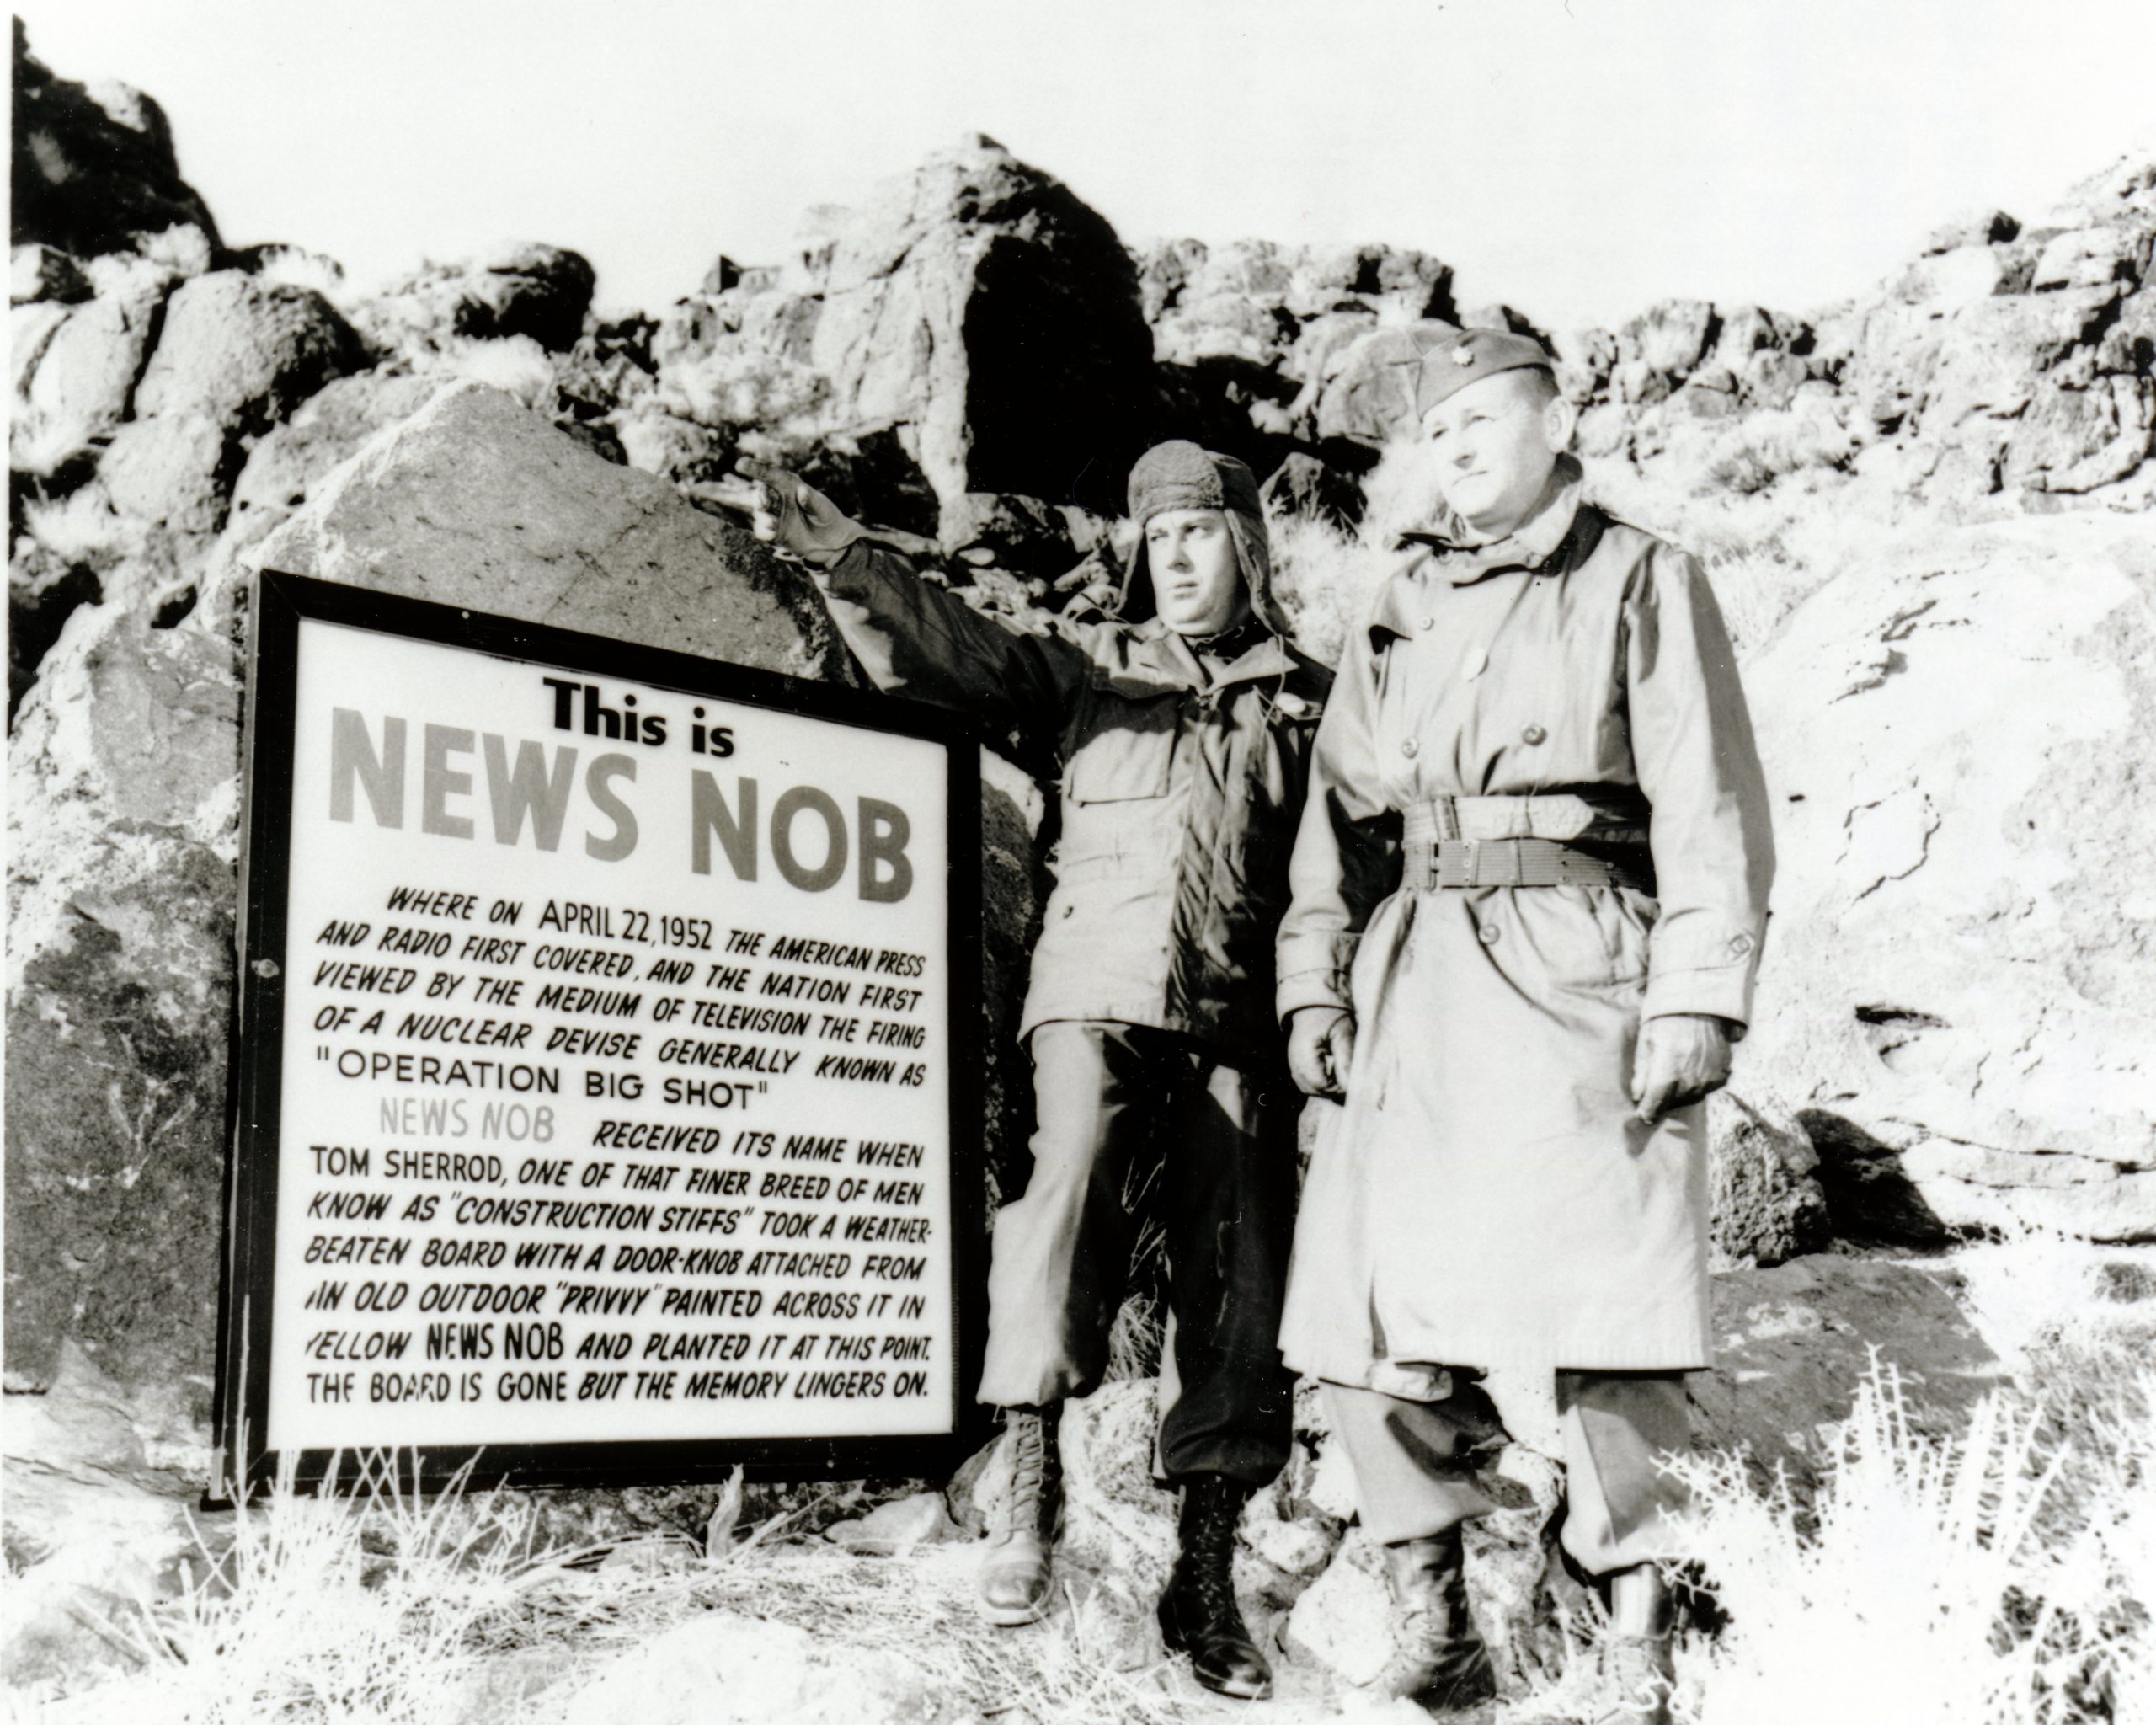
[1324,1370,1692,1576]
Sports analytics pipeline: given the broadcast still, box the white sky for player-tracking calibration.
[19,0,2156,329]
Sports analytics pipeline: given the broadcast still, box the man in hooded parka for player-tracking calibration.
[727,443,1331,1702]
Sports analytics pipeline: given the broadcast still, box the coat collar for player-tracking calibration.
[1129,616,1301,690]
[1369,458,1602,641]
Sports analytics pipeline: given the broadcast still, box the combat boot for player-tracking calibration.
[976,1404,1061,1626]
[1596,1634,1675,1724]
[1597,1562,1676,1724]
[1375,1529,1497,1712]
[1156,1475,1273,1700]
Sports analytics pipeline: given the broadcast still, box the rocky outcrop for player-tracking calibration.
[1556,152,2156,512]
[350,240,599,360]
[649,136,1162,521]
[1737,509,2156,1242]
[242,381,847,679]
[10,22,219,260]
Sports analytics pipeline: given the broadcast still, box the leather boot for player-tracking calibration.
[1156,1475,1273,1701]
[1376,1530,1497,1712]
[976,1405,1061,1626]
[1596,1634,1675,1725]
[1598,1563,1676,1724]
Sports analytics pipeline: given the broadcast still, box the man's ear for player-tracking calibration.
[1541,393,1578,455]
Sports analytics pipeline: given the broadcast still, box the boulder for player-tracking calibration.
[131,270,366,439]
[208,367,441,569]
[10,22,221,259]
[937,491,1075,580]
[1921,210,2020,255]
[6,606,242,1403]
[451,241,596,350]
[10,291,163,475]
[5,384,875,1439]
[822,1491,958,1555]
[241,381,848,681]
[1709,1091,1829,1268]
[1690,1256,2009,1514]
[350,241,597,362]
[13,243,93,305]
[1260,451,1365,529]
[670,136,1164,514]
[8,545,102,720]
[1737,510,2156,1237]
[99,411,234,533]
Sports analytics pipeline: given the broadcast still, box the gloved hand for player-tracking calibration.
[1288,1007,1357,1100]
[713,457,868,566]
[696,457,943,566]
[1628,1013,1733,1124]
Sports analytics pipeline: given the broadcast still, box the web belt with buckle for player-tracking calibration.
[1401,796,1653,891]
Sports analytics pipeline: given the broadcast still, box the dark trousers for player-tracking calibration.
[977,1020,1297,1486]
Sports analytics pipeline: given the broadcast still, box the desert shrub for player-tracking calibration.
[1659,1358,2154,1725]
[432,336,557,414]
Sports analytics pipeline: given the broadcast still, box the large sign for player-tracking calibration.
[218,572,983,1493]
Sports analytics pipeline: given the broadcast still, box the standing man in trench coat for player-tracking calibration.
[1276,326,1774,1722]
[723,442,1330,1702]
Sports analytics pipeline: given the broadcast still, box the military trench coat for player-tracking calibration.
[1275,462,1774,1388]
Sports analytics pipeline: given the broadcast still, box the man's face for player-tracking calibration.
[1419,369,1571,535]
[1146,509,1249,636]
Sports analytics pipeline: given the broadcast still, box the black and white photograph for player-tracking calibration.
[6,3,2154,1721]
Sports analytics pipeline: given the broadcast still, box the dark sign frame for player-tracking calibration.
[216,569,986,1499]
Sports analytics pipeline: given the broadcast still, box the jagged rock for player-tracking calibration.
[1922,209,2020,254]
[1692,1256,2009,1514]
[11,22,221,259]
[6,606,241,1401]
[451,241,596,350]
[99,411,233,533]
[1709,1092,1829,1268]
[132,270,366,438]
[10,291,163,475]
[241,381,847,680]
[13,242,93,305]
[1737,510,2156,1236]
[8,545,102,719]
[823,1491,958,1554]
[1312,321,1447,446]
[780,425,942,543]
[351,241,597,362]
[665,136,1163,514]
[209,367,440,570]
[550,1611,968,1725]
[937,491,1074,579]
[1261,451,1364,528]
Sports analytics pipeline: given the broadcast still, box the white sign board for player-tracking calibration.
[221,573,983,1492]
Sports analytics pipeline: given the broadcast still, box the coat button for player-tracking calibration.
[1400,738,1419,758]
[1419,615,1435,631]
[1522,724,1547,745]
[1728,932,1753,954]
[1478,923,1502,945]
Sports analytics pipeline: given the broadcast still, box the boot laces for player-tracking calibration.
[1182,1490,1245,1620]
[995,1413,1057,1539]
